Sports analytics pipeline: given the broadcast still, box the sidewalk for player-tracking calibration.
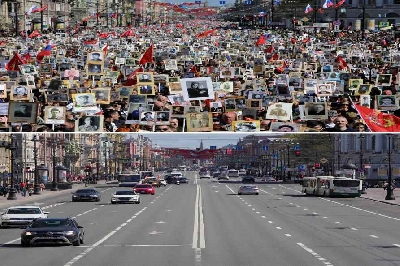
[360,188,400,206]
[0,181,106,209]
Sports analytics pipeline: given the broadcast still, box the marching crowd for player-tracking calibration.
[0,19,399,133]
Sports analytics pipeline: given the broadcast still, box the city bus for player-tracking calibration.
[140,171,154,179]
[302,176,362,197]
[118,172,142,187]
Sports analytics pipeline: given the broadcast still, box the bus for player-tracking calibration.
[140,171,154,179]
[302,176,362,197]
[118,172,142,187]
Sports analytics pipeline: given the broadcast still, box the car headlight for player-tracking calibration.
[112,197,117,200]
[1,215,10,220]
[91,195,98,197]
[72,195,77,197]
[24,231,35,236]
[63,231,75,236]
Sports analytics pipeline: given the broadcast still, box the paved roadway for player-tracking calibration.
[1,172,400,266]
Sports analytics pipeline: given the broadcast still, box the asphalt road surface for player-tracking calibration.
[1,171,400,266]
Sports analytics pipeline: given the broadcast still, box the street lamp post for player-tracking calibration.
[385,134,395,200]
[359,135,365,179]
[362,0,366,40]
[7,135,17,200]
[51,137,58,191]
[32,135,41,195]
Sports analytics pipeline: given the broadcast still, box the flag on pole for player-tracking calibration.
[36,41,53,61]
[323,0,333,8]
[5,53,25,71]
[139,43,154,66]
[304,4,313,14]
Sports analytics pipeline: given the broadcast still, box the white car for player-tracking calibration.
[159,179,167,187]
[0,206,49,228]
[111,190,140,204]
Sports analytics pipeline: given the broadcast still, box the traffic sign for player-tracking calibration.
[364,164,371,169]
[294,145,300,150]
[320,158,328,164]
[298,165,305,171]
[263,146,268,151]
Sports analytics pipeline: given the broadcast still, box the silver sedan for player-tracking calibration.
[238,185,259,195]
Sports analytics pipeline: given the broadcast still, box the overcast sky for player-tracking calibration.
[137,133,269,149]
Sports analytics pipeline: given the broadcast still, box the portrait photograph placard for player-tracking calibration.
[304,102,328,120]
[140,111,156,125]
[19,64,38,76]
[110,90,120,102]
[129,94,147,104]
[45,93,69,103]
[39,64,52,75]
[0,84,6,98]
[43,106,66,124]
[87,62,104,75]
[165,59,178,71]
[75,115,104,132]
[155,111,171,125]
[224,98,236,111]
[8,102,38,123]
[117,86,134,98]
[181,77,213,101]
[355,84,372,96]
[265,102,292,121]
[247,99,262,109]
[233,120,260,132]
[377,95,397,110]
[10,85,30,101]
[269,122,301,132]
[137,72,154,84]
[138,84,155,95]
[72,93,97,112]
[376,74,392,86]
[0,102,9,115]
[92,88,111,104]
[186,112,212,132]
[88,51,104,61]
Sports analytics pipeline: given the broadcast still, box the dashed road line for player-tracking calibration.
[297,243,334,266]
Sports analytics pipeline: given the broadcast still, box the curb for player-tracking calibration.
[360,196,400,206]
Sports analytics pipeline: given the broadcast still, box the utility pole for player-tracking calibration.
[96,0,100,26]
[7,135,17,200]
[41,0,44,31]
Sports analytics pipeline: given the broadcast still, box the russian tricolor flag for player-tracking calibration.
[36,41,53,61]
[304,4,313,14]
[26,5,39,15]
[323,0,333,8]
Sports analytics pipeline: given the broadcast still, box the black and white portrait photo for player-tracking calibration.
[87,63,103,74]
[8,102,38,123]
[165,59,178,71]
[89,52,104,61]
[76,115,103,132]
[305,102,328,120]
[11,85,29,100]
[181,77,213,101]
[156,111,170,125]
[118,86,133,98]
[224,99,236,110]
[44,106,65,124]
[92,89,111,104]
[46,93,69,103]
[137,73,153,83]
[210,102,223,112]
[233,120,260,132]
[0,84,6,98]
[138,85,154,95]
[140,111,155,124]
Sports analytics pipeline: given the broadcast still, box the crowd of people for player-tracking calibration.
[0,19,399,132]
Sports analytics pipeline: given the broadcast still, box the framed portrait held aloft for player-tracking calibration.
[75,115,104,132]
[92,88,111,104]
[10,85,30,101]
[181,77,213,101]
[233,120,260,132]
[43,106,66,124]
[186,112,212,132]
[8,102,38,123]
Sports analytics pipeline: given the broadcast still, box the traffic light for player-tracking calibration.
[315,163,320,169]
[295,151,300,157]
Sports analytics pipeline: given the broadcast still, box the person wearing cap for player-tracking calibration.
[141,111,154,121]
[76,95,91,106]
[156,112,168,122]
[48,108,63,120]
[90,52,102,61]
[276,124,295,132]
[14,104,31,117]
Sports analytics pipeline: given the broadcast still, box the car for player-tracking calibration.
[72,188,101,202]
[178,177,189,184]
[238,185,259,195]
[0,206,49,228]
[21,218,85,247]
[134,184,155,195]
[143,178,161,187]
[218,173,230,180]
[242,176,256,183]
[111,190,140,204]
[199,171,211,179]
[159,179,167,187]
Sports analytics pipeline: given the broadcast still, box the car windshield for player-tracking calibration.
[241,186,256,190]
[76,189,96,193]
[115,191,136,195]
[30,219,72,228]
[7,208,41,214]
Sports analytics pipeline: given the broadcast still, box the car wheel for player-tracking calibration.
[256,193,259,195]
[96,198,100,202]
[136,201,140,204]
[80,235,84,244]
[72,238,81,246]
[238,193,241,195]
[111,202,116,204]
[21,241,30,247]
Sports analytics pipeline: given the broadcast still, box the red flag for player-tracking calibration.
[264,45,274,53]
[290,38,297,44]
[21,53,31,63]
[335,0,345,8]
[5,53,25,71]
[28,30,41,38]
[269,53,279,61]
[354,104,400,132]
[337,55,347,70]
[196,29,216,38]
[255,35,266,46]
[102,44,108,55]
[83,39,98,45]
[0,40,6,47]
[302,37,311,43]
[120,29,134,37]
[98,33,109,39]
[124,67,144,86]
[139,43,154,65]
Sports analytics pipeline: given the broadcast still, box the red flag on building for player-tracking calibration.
[5,53,25,71]
[354,104,400,132]
[139,43,154,65]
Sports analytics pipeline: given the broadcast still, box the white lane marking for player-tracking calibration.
[0,238,21,247]
[334,222,340,224]
[252,208,256,211]
[369,235,379,238]
[351,227,358,231]
[198,186,205,249]
[322,217,328,219]
[126,219,132,223]
[149,231,163,235]
[248,205,252,207]
[261,216,266,218]
[192,184,205,249]
[120,223,127,227]
[276,227,282,230]
[192,184,199,249]
[125,244,185,247]
[313,212,318,215]
[256,211,260,214]
[268,221,273,224]
[393,244,400,248]
[285,234,291,237]
[297,243,334,266]
[156,220,166,224]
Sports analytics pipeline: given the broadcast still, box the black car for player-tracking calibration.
[72,188,101,202]
[242,176,256,183]
[21,218,84,247]
[178,177,189,184]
